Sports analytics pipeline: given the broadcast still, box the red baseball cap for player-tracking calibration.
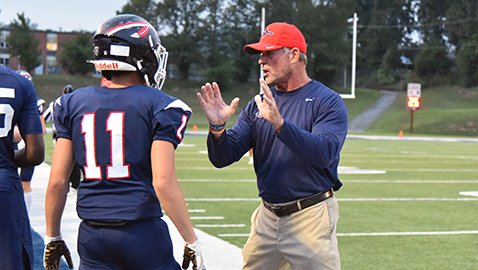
[244,22,307,55]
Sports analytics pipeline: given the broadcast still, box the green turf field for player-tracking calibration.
[176,135,478,270]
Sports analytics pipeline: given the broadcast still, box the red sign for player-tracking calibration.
[407,96,420,110]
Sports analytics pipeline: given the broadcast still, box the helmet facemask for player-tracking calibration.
[136,35,168,89]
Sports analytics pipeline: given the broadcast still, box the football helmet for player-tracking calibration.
[62,84,75,94]
[17,70,33,82]
[90,14,168,89]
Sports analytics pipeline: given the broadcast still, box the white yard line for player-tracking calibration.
[181,179,478,183]
[190,216,225,220]
[220,231,478,237]
[197,224,246,228]
[343,180,478,183]
[337,231,478,236]
[179,179,256,182]
[185,197,478,202]
[459,191,478,197]
[338,198,478,201]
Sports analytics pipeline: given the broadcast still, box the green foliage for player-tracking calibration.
[368,85,478,136]
[156,0,205,80]
[357,0,414,71]
[416,0,452,44]
[117,0,158,28]
[222,0,262,82]
[206,51,233,91]
[110,0,478,90]
[6,13,41,73]
[57,31,94,75]
[456,33,478,87]
[413,46,453,85]
[445,0,478,47]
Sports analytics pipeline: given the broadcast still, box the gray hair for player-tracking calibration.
[282,47,308,66]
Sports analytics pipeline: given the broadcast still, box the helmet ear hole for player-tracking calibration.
[102,71,113,80]
[90,14,167,89]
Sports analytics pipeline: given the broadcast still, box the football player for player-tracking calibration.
[13,70,47,213]
[44,14,205,270]
[0,65,45,269]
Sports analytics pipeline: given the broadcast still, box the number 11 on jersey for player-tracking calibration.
[82,112,130,180]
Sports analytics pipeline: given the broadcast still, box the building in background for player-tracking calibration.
[0,27,79,75]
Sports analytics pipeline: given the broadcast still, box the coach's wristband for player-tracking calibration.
[44,234,63,245]
[208,125,226,135]
[208,122,226,131]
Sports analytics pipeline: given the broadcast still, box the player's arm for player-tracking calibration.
[40,114,47,134]
[45,138,75,236]
[151,140,205,269]
[152,140,197,243]
[44,138,75,269]
[14,133,45,167]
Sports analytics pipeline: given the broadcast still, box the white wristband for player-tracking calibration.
[44,234,62,245]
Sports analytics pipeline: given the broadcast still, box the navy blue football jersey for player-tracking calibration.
[54,84,191,220]
[0,65,43,183]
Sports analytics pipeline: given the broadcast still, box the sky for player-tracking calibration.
[0,0,130,32]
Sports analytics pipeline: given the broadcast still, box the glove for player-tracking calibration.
[182,239,206,270]
[44,236,74,270]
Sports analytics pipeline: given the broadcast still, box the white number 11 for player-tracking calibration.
[82,112,130,180]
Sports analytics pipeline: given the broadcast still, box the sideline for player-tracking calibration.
[29,163,243,269]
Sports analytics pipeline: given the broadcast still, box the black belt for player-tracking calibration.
[84,217,160,227]
[263,189,334,217]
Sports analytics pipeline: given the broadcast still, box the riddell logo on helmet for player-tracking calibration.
[94,62,119,70]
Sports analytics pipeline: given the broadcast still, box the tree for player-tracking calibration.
[456,33,478,87]
[58,31,94,75]
[415,0,451,45]
[117,0,159,28]
[260,0,356,85]
[6,13,41,73]
[304,0,357,85]
[445,0,478,49]
[201,0,232,88]
[156,0,205,80]
[413,43,452,83]
[222,0,262,82]
[357,0,414,71]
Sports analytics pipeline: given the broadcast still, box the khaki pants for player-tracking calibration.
[242,197,340,270]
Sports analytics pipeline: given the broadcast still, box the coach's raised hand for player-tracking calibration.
[197,82,240,126]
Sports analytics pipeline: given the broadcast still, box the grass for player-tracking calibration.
[33,75,384,133]
[33,74,102,105]
[35,74,478,269]
[172,135,478,269]
[368,85,478,136]
[40,133,478,268]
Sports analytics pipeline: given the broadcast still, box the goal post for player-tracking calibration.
[340,12,357,99]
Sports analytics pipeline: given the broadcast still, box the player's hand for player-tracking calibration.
[44,240,74,270]
[182,239,206,270]
[197,82,239,126]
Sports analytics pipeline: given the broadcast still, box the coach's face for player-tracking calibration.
[259,48,293,89]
